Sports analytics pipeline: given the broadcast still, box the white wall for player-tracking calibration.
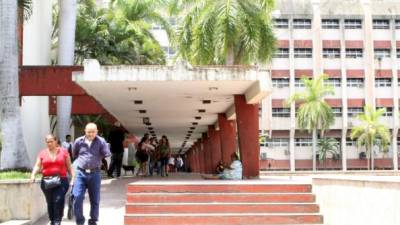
[21,0,53,165]
[313,177,400,225]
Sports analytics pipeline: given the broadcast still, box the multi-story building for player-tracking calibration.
[260,0,400,171]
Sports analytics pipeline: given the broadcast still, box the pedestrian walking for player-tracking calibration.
[107,122,126,178]
[30,134,75,225]
[72,123,111,225]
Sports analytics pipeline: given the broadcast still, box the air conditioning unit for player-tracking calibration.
[260,152,268,160]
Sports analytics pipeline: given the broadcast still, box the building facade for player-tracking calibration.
[261,0,400,171]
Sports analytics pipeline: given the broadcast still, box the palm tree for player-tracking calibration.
[74,0,167,65]
[286,75,335,171]
[317,138,340,169]
[350,106,390,170]
[56,0,78,143]
[0,0,31,169]
[172,0,276,65]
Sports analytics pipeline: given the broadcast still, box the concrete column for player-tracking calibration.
[288,16,296,172]
[362,0,376,108]
[208,125,222,173]
[193,144,199,173]
[218,113,237,164]
[197,138,205,173]
[234,95,260,178]
[340,18,349,171]
[391,17,399,171]
[202,133,213,174]
[312,0,323,77]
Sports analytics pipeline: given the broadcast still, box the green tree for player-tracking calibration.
[317,138,340,169]
[172,0,276,65]
[350,106,390,170]
[286,75,335,171]
[74,0,167,65]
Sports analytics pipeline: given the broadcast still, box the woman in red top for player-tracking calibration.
[30,134,75,225]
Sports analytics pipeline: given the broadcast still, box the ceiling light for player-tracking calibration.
[208,87,218,91]
[202,100,211,104]
[198,109,206,113]
[188,131,193,133]
[134,100,143,105]
[195,116,201,120]
[190,127,195,130]
[192,122,198,126]
[143,117,150,124]
[128,87,138,91]
[139,110,147,114]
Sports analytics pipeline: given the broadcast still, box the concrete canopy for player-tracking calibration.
[73,60,271,153]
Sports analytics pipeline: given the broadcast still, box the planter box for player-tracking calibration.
[0,180,46,223]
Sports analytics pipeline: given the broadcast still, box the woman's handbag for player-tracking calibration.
[42,175,61,190]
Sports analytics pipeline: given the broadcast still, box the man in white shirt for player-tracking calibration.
[62,134,74,161]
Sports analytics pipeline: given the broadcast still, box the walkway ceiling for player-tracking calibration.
[73,60,271,153]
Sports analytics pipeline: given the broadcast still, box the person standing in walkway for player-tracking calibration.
[62,134,74,162]
[107,122,126,178]
[158,136,171,177]
[72,123,111,225]
[30,134,75,225]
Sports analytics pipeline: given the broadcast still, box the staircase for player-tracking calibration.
[125,181,324,225]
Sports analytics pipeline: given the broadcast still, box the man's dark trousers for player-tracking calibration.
[108,152,124,177]
[73,169,101,225]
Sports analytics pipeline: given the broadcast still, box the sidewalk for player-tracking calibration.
[33,173,202,225]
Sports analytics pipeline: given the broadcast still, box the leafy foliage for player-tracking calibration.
[350,105,391,170]
[317,138,340,163]
[18,0,32,20]
[171,0,276,65]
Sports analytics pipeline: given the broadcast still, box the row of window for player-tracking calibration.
[261,138,396,148]
[274,18,400,30]
[274,48,400,59]
[271,107,393,117]
[273,78,400,88]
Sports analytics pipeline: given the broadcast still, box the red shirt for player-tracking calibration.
[38,147,69,177]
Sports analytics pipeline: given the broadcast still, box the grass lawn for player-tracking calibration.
[0,171,35,180]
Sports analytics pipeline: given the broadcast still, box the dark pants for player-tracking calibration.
[160,157,169,176]
[41,177,69,225]
[73,169,101,225]
[108,152,123,177]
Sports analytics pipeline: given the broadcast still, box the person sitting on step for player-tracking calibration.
[202,152,242,180]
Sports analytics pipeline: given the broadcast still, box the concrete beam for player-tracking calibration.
[244,76,271,104]
[225,105,236,120]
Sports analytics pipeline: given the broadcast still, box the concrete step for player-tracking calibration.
[126,192,316,203]
[124,213,324,225]
[127,184,312,193]
[126,203,320,214]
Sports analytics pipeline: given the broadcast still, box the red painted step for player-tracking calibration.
[126,193,316,203]
[124,214,324,225]
[126,203,319,214]
[127,184,312,193]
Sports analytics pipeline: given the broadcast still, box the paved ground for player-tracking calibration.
[32,173,208,225]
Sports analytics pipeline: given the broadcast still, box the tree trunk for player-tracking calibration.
[312,128,317,171]
[367,145,371,170]
[57,0,77,142]
[371,145,375,170]
[226,46,234,65]
[0,0,30,169]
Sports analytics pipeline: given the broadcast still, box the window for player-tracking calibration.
[346,49,363,58]
[265,138,290,148]
[273,19,289,28]
[347,78,364,88]
[376,107,393,117]
[294,48,312,58]
[344,19,362,29]
[325,78,341,87]
[322,19,339,29]
[332,107,342,117]
[295,78,308,87]
[272,108,290,117]
[348,107,364,117]
[374,49,391,59]
[323,48,340,58]
[295,138,312,147]
[346,138,356,146]
[397,49,400,58]
[373,19,390,29]
[273,48,289,58]
[272,78,290,88]
[375,78,392,87]
[397,137,400,146]
[293,19,312,29]
[396,20,400,29]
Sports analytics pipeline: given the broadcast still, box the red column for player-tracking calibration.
[203,133,214,174]
[193,143,199,173]
[198,138,205,173]
[218,113,237,165]
[187,149,193,172]
[208,125,222,173]
[234,95,260,178]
